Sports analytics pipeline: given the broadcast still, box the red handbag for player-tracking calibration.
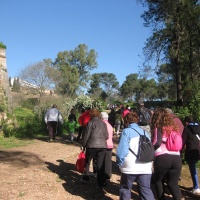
[75,151,86,173]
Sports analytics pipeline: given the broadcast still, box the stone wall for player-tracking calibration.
[0,47,12,113]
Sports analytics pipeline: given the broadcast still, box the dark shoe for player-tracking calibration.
[81,175,90,183]
[81,179,89,183]
[105,178,110,186]
[89,172,97,177]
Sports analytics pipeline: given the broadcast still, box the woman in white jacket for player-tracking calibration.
[116,112,154,200]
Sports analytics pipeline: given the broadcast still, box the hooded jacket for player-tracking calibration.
[182,123,200,161]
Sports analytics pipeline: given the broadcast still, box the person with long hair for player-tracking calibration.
[151,108,182,200]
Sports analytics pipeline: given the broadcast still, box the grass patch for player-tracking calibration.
[14,107,34,117]
[0,136,33,150]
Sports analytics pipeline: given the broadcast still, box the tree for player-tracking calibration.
[88,73,119,103]
[87,73,103,99]
[19,60,58,97]
[54,44,98,94]
[138,0,200,106]
[12,77,20,92]
[54,63,79,96]
[120,73,140,101]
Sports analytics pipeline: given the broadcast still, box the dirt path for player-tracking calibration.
[0,135,199,200]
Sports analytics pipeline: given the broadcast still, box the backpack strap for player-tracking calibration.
[129,147,138,158]
[128,128,145,158]
[188,125,200,141]
[130,127,145,136]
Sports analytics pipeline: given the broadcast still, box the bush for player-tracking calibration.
[3,107,47,138]
[3,115,47,138]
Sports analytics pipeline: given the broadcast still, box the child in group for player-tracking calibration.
[67,118,77,143]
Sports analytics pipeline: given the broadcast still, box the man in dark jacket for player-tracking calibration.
[182,116,200,194]
[81,108,108,188]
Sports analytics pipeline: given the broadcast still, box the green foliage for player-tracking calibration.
[74,95,104,111]
[20,98,39,110]
[189,92,200,122]
[3,107,46,138]
[12,78,21,92]
[173,106,190,122]
[0,102,6,112]
[54,44,98,93]
[14,107,34,116]
[0,41,6,49]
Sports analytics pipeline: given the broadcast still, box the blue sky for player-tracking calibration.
[0,0,150,86]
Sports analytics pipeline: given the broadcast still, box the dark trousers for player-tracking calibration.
[105,148,113,179]
[47,121,58,140]
[154,154,182,200]
[83,148,106,187]
[76,126,83,141]
[119,173,154,200]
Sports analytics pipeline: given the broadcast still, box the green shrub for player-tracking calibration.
[3,107,47,138]
[20,98,39,110]
[0,42,6,49]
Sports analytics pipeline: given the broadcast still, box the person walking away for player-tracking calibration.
[81,108,108,188]
[68,109,77,122]
[108,108,116,128]
[137,101,152,136]
[67,118,76,143]
[151,108,182,200]
[76,108,85,141]
[122,105,130,118]
[78,107,91,139]
[116,112,154,200]
[182,116,200,195]
[44,104,63,142]
[114,109,123,137]
[101,112,114,183]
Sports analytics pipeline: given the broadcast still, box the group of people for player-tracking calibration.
[44,103,200,199]
[117,107,200,200]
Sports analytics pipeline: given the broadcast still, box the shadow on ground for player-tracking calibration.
[0,150,44,168]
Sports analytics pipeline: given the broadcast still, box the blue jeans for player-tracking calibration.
[187,160,199,189]
[119,173,154,200]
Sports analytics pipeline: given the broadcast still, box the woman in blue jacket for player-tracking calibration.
[116,112,154,200]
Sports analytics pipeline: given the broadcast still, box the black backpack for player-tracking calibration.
[129,128,155,163]
[138,107,151,126]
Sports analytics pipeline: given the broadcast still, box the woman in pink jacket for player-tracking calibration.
[151,108,182,200]
[101,112,114,182]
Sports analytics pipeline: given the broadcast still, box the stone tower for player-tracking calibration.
[0,47,12,113]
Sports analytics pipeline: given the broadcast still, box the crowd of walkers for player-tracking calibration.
[44,103,200,200]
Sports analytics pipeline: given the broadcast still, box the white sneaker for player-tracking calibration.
[191,188,200,194]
